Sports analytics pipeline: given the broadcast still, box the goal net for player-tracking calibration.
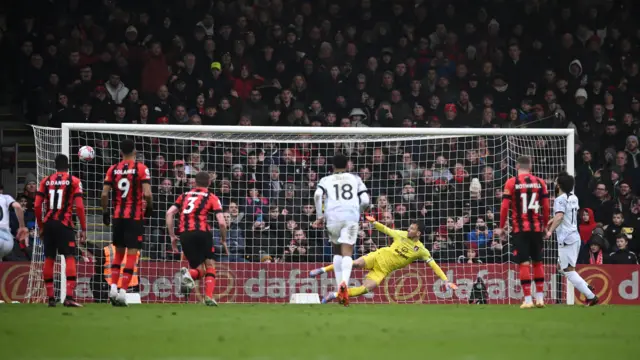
[27,124,575,305]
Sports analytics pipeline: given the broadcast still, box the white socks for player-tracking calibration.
[332,255,343,288]
[566,271,596,299]
[535,292,544,302]
[341,256,353,286]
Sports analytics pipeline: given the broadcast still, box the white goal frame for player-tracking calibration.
[39,124,576,304]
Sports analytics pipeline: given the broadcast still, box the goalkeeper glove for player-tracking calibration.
[103,212,110,226]
[446,281,458,290]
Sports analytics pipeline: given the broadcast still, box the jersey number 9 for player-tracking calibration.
[118,179,130,198]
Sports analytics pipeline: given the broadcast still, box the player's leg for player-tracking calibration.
[337,223,358,305]
[530,233,545,307]
[326,222,343,289]
[310,256,366,277]
[188,267,204,280]
[198,231,217,306]
[109,219,126,304]
[332,244,343,288]
[514,233,534,308]
[203,259,218,306]
[348,278,379,298]
[60,226,81,307]
[116,221,144,306]
[178,232,200,295]
[41,222,57,307]
[322,267,383,304]
[561,241,598,306]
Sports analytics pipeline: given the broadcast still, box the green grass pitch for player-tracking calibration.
[1,304,639,360]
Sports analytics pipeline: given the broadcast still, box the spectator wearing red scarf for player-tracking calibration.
[578,208,597,244]
[579,228,608,264]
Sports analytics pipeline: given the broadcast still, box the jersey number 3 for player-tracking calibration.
[183,197,198,214]
[520,193,540,214]
[333,184,353,200]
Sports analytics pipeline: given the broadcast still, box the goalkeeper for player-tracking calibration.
[310,216,457,303]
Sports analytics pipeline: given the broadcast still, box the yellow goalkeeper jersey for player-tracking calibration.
[372,222,434,273]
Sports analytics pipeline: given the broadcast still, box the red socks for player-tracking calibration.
[519,264,532,297]
[189,268,203,280]
[111,251,125,286]
[204,267,216,298]
[533,262,545,294]
[65,257,77,298]
[119,254,138,290]
[44,258,55,298]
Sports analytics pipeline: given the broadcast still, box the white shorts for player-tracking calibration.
[0,228,14,259]
[558,241,580,270]
[326,220,359,246]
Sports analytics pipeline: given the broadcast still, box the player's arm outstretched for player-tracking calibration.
[211,195,229,256]
[313,184,325,222]
[540,179,551,228]
[101,165,115,226]
[499,178,513,231]
[165,195,182,252]
[420,247,455,288]
[8,196,28,245]
[139,164,153,217]
[73,177,88,243]
[545,193,566,239]
[365,215,405,240]
[356,176,370,213]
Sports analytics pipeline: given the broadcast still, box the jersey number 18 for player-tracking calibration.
[333,184,353,200]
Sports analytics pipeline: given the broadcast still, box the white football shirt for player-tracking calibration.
[317,172,367,222]
[0,194,16,230]
[553,192,580,244]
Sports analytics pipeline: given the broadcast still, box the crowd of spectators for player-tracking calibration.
[1,0,639,265]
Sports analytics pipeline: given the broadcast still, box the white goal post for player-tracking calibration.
[27,124,576,305]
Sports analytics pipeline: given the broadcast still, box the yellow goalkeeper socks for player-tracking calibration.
[348,286,368,298]
[322,265,334,273]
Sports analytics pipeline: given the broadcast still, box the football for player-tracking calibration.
[78,145,95,162]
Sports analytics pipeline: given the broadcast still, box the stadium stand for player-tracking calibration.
[1,0,639,268]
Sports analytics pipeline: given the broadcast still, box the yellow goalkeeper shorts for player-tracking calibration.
[363,252,390,285]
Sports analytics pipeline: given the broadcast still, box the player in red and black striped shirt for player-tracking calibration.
[499,156,550,309]
[101,139,152,306]
[165,172,227,306]
[34,154,87,307]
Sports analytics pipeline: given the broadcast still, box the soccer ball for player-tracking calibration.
[78,146,95,162]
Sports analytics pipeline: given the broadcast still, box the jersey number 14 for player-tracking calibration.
[520,193,540,214]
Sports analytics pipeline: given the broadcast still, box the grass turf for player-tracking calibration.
[1,304,638,360]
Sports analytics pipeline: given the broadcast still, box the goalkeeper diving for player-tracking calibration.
[310,216,457,303]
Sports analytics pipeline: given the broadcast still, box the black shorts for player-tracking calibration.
[512,232,544,263]
[42,220,76,258]
[180,231,214,269]
[112,218,144,249]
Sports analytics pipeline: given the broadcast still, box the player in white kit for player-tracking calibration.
[545,172,599,306]
[0,189,29,260]
[313,153,370,305]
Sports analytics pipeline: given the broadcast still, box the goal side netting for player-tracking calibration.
[27,125,574,305]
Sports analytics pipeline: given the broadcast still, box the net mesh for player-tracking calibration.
[28,125,569,304]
